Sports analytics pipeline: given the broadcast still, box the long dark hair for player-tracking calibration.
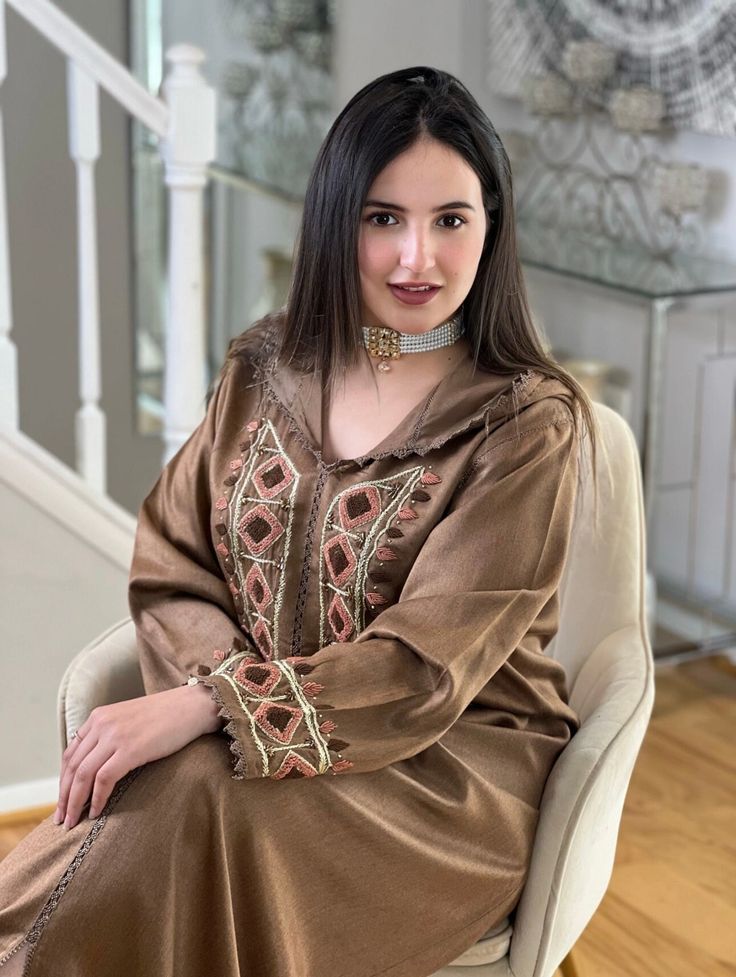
[226,65,602,520]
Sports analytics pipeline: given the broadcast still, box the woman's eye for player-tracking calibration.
[439,214,466,229]
[366,212,466,228]
[367,212,397,226]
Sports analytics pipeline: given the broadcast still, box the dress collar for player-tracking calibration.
[250,317,562,467]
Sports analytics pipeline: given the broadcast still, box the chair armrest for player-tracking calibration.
[508,623,655,977]
[56,616,144,753]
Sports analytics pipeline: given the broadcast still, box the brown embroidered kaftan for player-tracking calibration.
[0,314,581,977]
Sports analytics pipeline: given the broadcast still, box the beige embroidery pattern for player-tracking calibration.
[207,649,352,778]
[214,417,299,661]
[319,465,443,646]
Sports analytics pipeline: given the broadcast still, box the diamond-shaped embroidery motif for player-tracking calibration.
[323,534,357,587]
[338,485,381,530]
[245,563,273,613]
[252,455,294,500]
[253,702,304,744]
[328,593,355,641]
[273,751,319,779]
[237,504,284,556]
[233,660,280,695]
[252,619,274,660]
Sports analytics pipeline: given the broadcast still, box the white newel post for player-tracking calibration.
[0,0,18,429]
[67,59,106,492]
[159,44,216,466]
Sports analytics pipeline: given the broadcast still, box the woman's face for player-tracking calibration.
[358,136,489,333]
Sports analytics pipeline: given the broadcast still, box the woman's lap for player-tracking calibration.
[0,732,530,977]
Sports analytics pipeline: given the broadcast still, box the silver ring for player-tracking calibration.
[71,730,79,740]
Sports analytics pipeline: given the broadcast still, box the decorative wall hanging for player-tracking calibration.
[487,0,736,137]
[488,10,725,256]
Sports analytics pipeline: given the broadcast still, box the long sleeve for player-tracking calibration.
[128,359,258,711]
[201,399,581,781]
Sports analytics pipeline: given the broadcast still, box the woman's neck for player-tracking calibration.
[359,334,473,386]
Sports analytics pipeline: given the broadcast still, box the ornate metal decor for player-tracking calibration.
[487,1,736,137]
[497,40,715,256]
[486,2,733,256]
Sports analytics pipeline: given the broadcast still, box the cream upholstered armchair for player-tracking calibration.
[58,401,655,977]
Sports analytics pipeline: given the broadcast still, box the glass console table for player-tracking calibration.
[518,220,736,664]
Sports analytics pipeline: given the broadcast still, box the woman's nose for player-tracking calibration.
[399,229,434,272]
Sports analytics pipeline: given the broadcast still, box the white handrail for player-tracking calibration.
[6,0,168,136]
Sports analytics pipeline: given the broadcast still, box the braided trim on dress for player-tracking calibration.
[0,766,145,975]
[290,464,331,656]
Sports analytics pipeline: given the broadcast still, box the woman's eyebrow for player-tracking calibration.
[363,199,476,213]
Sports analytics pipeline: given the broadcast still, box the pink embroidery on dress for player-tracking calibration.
[338,485,381,529]
[211,418,297,663]
[327,594,355,642]
[319,465,445,643]
[234,660,281,696]
[253,701,304,743]
[273,751,319,779]
[237,503,285,556]
[252,455,295,500]
[251,618,275,660]
[323,535,357,588]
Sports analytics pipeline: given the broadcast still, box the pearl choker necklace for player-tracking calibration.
[362,309,465,373]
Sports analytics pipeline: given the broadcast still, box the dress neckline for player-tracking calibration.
[252,316,549,467]
[314,360,466,466]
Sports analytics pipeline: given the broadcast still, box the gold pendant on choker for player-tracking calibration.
[362,310,464,374]
[364,326,401,373]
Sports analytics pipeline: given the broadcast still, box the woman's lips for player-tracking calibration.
[388,284,441,305]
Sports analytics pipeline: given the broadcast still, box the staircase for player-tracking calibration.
[0,0,217,808]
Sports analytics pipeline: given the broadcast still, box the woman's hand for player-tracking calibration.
[53,683,222,830]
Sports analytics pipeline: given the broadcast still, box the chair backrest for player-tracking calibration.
[509,402,655,977]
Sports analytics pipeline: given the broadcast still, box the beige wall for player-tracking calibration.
[5,0,162,518]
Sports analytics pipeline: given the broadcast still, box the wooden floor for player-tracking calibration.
[568,654,736,977]
[2,656,735,976]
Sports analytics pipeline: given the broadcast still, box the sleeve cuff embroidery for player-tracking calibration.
[198,640,354,780]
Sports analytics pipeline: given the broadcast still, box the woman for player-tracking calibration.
[0,65,598,977]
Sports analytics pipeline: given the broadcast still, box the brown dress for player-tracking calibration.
[0,314,581,977]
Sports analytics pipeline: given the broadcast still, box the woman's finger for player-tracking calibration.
[54,721,93,822]
[57,731,100,825]
[87,754,124,820]
[63,742,116,830]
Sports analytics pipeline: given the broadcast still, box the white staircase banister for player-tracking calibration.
[6,0,168,136]
[1,0,216,481]
[68,59,105,492]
